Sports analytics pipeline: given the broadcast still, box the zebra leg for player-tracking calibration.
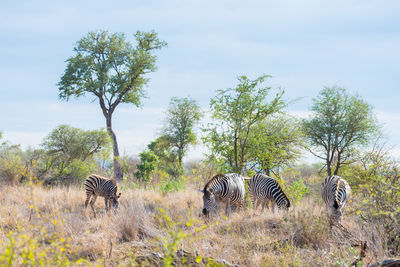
[84,193,91,214]
[90,195,97,218]
[225,201,232,217]
[261,201,265,212]
[104,197,109,212]
[271,202,275,213]
[254,197,260,210]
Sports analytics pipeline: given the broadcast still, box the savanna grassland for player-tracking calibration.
[0,172,391,267]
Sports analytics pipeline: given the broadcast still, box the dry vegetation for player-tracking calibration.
[0,178,393,267]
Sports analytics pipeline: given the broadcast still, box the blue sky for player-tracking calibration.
[1,0,399,160]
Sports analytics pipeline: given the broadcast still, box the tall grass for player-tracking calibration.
[0,183,392,266]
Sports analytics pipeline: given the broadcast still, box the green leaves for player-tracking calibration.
[203,74,287,173]
[58,29,167,109]
[302,86,379,175]
[135,150,159,185]
[162,97,203,166]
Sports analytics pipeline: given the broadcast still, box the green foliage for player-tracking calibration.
[58,30,167,104]
[135,150,158,186]
[148,136,183,179]
[203,75,286,173]
[162,97,202,166]
[39,125,111,184]
[0,143,24,185]
[285,179,309,205]
[247,115,304,175]
[155,208,207,266]
[343,140,400,255]
[41,125,111,172]
[159,176,185,194]
[302,86,379,176]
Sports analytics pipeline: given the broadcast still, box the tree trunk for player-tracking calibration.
[106,115,123,180]
[327,158,332,176]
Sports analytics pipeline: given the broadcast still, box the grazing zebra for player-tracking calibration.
[201,173,245,217]
[321,175,351,226]
[248,173,290,213]
[84,174,121,217]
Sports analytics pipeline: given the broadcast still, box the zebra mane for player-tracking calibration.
[334,176,342,208]
[203,174,225,191]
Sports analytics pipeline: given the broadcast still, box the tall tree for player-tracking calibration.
[202,75,286,173]
[302,86,379,176]
[58,30,167,180]
[162,97,202,166]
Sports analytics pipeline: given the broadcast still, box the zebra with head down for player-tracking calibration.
[201,173,245,217]
[84,174,121,218]
[321,175,351,226]
[248,173,290,213]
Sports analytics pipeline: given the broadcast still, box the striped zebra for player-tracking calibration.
[84,174,121,217]
[248,173,290,213]
[201,173,245,217]
[321,175,351,226]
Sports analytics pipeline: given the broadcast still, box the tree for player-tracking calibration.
[41,125,111,175]
[147,136,183,178]
[202,75,286,173]
[58,30,167,180]
[302,86,379,176]
[162,97,202,166]
[247,115,304,175]
[135,150,158,187]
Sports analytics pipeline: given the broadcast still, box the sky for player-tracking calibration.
[1,0,399,162]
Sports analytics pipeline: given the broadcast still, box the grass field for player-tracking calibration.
[0,181,390,266]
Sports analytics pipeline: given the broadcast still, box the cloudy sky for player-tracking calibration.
[1,0,399,161]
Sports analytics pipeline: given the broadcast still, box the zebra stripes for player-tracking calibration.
[249,173,290,212]
[201,173,245,217]
[321,175,351,225]
[84,174,121,217]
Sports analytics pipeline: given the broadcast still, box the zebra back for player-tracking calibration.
[203,173,245,203]
[249,173,290,209]
[321,175,351,224]
[321,175,351,209]
[84,174,118,198]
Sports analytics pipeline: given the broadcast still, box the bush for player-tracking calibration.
[285,179,309,205]
[0,144,24,185]
[343,141,400,256]
[159,176,185,194]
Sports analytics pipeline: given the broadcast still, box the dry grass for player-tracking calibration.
[0,183,392,266]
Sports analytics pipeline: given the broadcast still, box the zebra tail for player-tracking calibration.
[333,200,339,209]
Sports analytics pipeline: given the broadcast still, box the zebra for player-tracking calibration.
[248,173,290,213]
[84,174,121,217]
[201,173,246,217]
[321,175,351,226]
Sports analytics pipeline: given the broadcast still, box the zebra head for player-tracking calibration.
[280,198,291,210]
[110,192,122,209]
[201,188,217,216]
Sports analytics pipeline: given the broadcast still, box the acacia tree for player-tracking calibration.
[58,30,167,180]
[41,124,111,175]
[302,86,379,176]
[202,75,286,173]
[162,97,202,166]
